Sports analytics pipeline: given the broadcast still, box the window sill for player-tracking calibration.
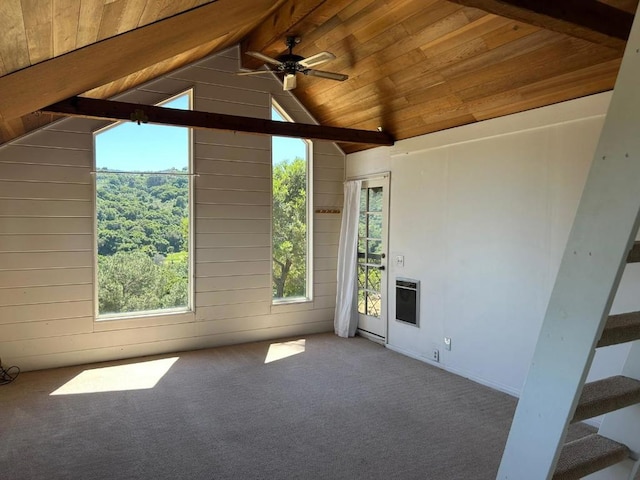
[272,296,312,305]
[94,309,195,332]
[271,298,314,314]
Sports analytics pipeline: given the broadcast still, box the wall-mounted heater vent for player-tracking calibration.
[396,278,419,326]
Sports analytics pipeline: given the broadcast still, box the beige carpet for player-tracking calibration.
[0,333,594,479]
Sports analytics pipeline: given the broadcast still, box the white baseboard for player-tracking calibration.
[356,329,385,345]
[385,343,521,398]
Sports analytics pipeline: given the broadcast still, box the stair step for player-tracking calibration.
[598,311,640,347]
[553,434,629,480]
[627,241,640,263]
[573,375,640,422]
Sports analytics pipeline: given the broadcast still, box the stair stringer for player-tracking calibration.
[496,8,640,480]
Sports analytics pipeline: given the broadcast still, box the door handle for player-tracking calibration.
[379,265,385,271]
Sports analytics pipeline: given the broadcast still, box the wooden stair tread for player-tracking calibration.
[553,434,629,480]
[573,375,640,422]
[626,241,640,263]
[598,311,640,347]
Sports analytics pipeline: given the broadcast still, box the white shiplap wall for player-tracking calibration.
[0,46,344,371]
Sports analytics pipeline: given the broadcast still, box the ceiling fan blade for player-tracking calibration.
[298,51,336,68]
[236,70,272,76]
[283,73,297,91]
[306,69,349,82]
[245,51,283,66]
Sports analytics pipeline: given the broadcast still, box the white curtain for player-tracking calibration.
[334,180,362,338]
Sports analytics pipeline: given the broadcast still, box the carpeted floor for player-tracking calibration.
[0,333,594,479]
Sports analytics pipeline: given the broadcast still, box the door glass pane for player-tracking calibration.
[368,187,383,212]
[367,212,382,239]
[360,187,367,212]
[358,269,367,315]
[366,291,381,317]
[358,289,366,315]
[357,265,366,290]
[367,266,381,291]
[359,212,367,238]
[367,240,382,264]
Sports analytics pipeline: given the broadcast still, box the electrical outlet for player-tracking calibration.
[432,349,439,362]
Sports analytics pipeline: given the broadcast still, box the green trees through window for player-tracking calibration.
[95,93,191,316]
[272,104,310,301]
[96,172,189,314]
[272,157,307,298]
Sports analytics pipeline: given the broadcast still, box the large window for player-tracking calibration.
[271,103,312,302]
[94,92,192,317]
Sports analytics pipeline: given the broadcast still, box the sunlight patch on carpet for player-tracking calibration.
[264,339,306,364]
[50,357,179,395]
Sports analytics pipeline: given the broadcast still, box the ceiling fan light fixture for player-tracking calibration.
[283,73,297,91]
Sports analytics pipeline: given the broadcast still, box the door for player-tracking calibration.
[357,177,389,340]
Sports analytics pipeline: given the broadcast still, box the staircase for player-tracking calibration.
[496,6,640,479]
[551,253,640,480]
[552,274,640,480]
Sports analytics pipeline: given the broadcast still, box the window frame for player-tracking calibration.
[270,99,314,305]
[92,90,195,322]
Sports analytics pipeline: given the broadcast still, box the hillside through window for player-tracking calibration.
[272,103,311,302]
[95,92,191,317]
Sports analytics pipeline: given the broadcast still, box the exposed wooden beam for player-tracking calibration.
[241,0,343,70]
[0,0,284,123]
[449,0,634,51]
[42,97,394,146]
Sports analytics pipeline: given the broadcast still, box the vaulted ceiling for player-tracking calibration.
[0,0,637,153]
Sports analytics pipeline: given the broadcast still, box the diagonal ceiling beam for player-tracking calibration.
[42,97,394,146]
[0,0,284,123]
[449,0,634,51]
[241,0,342,70]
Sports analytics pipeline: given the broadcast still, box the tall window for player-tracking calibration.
[94,92,192,317]
[271,103,312,302]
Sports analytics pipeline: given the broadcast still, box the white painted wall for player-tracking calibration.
[0,46,344,371]
[347,92,637,397]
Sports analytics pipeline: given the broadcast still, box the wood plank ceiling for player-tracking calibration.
[0,0,637,153]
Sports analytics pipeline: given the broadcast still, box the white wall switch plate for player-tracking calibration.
[444,337,451,351]
[396,255,404,267]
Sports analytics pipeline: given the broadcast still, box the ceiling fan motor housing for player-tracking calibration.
[277,53,306,74]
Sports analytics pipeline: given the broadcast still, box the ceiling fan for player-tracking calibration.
[237,36,348,91]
